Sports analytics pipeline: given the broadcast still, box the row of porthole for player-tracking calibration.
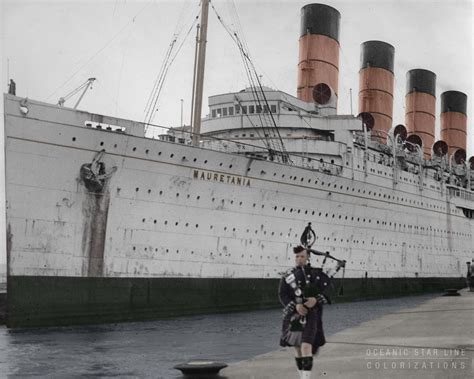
[74,137,461,214]
[132,193,469,237]
[75,135,433,193]
[130,245,279,260]
[142,219,300,238]
[135,214,471,239]
[127,245,463,262]
[80,136,453,204]
[73,136,454,192]
[130,183,449,213]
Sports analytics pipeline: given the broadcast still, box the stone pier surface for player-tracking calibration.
[222,289,474,379]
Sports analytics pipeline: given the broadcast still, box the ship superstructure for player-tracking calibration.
[3,3,473,327]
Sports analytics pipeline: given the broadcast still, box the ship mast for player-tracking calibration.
[191,0,209,146]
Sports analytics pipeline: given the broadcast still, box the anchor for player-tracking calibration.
[79,149,117,193]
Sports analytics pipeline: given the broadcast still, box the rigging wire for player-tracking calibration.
[224,3,289,160]
[210,2,290,163]
[143,7,200,132]
[229,0,279,91]
[143,38,177,121]
[143,1,199,119]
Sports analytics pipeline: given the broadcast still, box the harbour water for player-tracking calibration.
[0,293,439,378]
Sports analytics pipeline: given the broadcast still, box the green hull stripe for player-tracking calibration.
[6,275,466,328]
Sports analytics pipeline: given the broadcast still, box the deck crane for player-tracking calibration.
[58,77,96,108]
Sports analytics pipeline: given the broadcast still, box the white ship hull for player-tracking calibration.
[4,94,472,327]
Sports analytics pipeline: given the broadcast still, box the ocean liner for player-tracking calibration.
[3,2,473,327]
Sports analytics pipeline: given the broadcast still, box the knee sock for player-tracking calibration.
[301,356,313,370]
[295,357,304,370]
[295,357,303,377]
[300,356,313,379]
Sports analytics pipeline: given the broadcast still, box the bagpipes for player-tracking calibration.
[300,222,347,296]
[282,222,347,318]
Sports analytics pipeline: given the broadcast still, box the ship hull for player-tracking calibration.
[6,275,465,328]
[4,94,473,328]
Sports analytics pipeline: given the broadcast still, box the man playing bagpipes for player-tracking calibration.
[278,223,346,379]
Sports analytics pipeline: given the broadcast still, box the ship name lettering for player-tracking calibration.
[193,169,250,187]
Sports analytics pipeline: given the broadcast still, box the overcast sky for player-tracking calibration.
[0,0,473,267]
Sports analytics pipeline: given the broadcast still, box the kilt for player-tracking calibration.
[279,304,326,355]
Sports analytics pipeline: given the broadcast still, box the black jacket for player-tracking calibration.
[278,264,331,307]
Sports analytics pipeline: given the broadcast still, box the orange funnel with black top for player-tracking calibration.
[358,41,395,143]
[440,91,468,156]
[405,69,436,158]
[297,4,340,106]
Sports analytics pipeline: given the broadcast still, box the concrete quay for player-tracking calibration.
[222,289,474,379]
